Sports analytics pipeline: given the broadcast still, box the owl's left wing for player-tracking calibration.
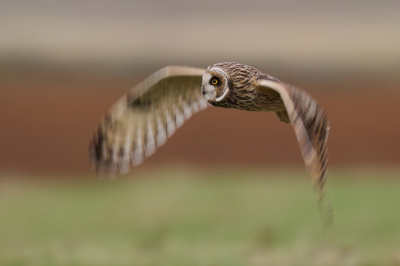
[89,66,207,175]
[255,80,332,227]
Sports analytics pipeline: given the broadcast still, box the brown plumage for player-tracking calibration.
[89,62,332,227]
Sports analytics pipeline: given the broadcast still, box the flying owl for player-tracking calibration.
[89,62,332,226]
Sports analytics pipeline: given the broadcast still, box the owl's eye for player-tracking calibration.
[210,77,219,85]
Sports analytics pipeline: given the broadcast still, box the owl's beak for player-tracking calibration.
[201,84,217,101]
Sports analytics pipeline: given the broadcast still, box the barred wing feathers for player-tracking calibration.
[255,80,332,227]
[89,66,207,174]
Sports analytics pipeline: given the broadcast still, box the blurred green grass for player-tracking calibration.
[1,168,400,266]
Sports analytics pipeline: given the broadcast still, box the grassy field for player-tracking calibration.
[1,168,400,266]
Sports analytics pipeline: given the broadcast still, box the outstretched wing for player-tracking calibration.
[89,66,207,175]
[255,80,332,227]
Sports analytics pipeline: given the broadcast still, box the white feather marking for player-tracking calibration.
[302,95,311,115]
[182,101,192,120]
[132,127,143,166]
[145,117,156,157]
[198,97,208,110]
[191,101,199,113]
[156,115,167,147]
[175,107,184,128]
[166,110,176,137]
[215,86,229,102]
[307,102,317,121]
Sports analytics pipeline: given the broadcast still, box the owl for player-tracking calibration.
[89,62,332,226]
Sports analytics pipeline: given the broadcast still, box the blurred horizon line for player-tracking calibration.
[3,57,400,83]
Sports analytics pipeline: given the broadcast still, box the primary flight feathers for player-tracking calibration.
[90,66,207,174]
[89,62,332,226]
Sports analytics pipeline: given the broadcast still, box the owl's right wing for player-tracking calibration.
[89,66,207,175]
[255,80,332,228]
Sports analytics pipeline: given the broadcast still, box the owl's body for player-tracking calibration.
[89,62,331,226]
[205,62,284,112]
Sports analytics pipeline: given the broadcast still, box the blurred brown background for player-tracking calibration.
[1,0,400,176]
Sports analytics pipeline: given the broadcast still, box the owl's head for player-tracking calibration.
[201,65,230,103]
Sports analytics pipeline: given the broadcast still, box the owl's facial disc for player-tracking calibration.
[201,68,229,102]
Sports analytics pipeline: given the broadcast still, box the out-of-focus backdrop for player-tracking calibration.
[1,1,400,265]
